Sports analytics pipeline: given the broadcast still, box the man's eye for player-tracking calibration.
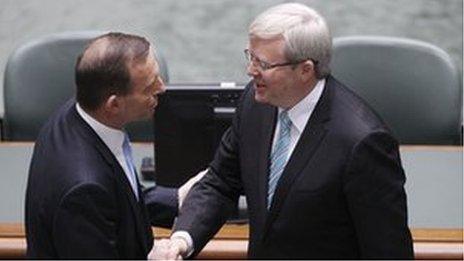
[261,62,270,70]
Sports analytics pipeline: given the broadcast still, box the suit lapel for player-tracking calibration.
[110,162,151,254]
[262,81,333,239]
[72,105,150,253]
[256,106,277,222]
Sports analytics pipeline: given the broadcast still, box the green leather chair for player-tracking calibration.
[331,36,462,145]
[3,31,169,141]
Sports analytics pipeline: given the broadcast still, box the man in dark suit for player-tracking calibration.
[151,3,414,260]
[25,32,199,259]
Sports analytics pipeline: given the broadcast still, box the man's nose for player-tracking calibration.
[246,62,260,78]
[158,81,166,94]
[154,77,166,95]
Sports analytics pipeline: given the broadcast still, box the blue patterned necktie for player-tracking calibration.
[122,134,139,200]
[268,111,292,209]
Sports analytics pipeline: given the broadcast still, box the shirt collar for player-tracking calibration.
[279,78,326,133]
[75,103,125,154]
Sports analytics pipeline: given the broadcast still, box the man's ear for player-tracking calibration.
[104,94,122,115]
[300,60,316,81]
[301,59,316,73]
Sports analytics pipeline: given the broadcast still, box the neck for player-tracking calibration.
[85,108,125,130]
[283,78,319,110]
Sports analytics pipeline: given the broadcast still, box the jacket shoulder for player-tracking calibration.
[326,77,395,144]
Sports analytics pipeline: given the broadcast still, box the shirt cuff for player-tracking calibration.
[171,230,194,258]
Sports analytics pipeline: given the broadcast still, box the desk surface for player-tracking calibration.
[0,142,462,228]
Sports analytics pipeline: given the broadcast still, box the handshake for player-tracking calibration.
[148,236,190,260]
[148,170,207,260]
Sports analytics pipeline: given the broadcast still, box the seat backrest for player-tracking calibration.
[331,36,462,145]
[3,31,169,141]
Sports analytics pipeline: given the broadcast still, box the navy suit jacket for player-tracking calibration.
[25,99,177,259]
[174,76,414,259]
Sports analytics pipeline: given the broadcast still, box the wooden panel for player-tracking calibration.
[155,225,464,242]
[196,240,248,259]
[1,238,461,260]
[2,223,461,259]
[0,238,26,259]
[400,145,463,152]
[0,223,24,237]
[414,242,463,260]
[195,241,464,260]
[412,228,463,243]
[153,224,249,239]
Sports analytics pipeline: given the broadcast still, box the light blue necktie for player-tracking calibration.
[122,134,139,200]
[268,111,292,209]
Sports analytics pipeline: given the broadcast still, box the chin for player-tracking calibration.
[254,93,266,103]
[144,113,154,120]
[134,113,153,122]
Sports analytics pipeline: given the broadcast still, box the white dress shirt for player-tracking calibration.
[75,103,139,200]
[272,78,326,164]
[172,79,326,257]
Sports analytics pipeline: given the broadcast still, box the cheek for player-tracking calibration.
[130,96,149,110]
[266,74,288,93]
[138,94,151,104]
[260,74,276,91]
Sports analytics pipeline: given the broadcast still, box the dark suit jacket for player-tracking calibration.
[174,76,414,259]
[25,99,178,259]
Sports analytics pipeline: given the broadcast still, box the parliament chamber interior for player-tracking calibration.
[0,0,462,259]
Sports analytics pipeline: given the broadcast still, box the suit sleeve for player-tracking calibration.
[344,132,414,259]
[144,185,178,228]
[172,85,251,257]
[52,183,119,259]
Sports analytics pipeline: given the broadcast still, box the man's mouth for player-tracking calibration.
[151,99,158,109]
[255,82,266,90]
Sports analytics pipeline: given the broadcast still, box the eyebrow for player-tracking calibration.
[249,50,271,64]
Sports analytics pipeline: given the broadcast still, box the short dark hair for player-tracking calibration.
[75,32,150,111]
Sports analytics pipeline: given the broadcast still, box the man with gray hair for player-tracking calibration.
[151,3,413,259]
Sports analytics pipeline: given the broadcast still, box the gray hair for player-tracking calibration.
[249,3,332,79]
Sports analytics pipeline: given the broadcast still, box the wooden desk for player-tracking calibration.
[1,223,462,259]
